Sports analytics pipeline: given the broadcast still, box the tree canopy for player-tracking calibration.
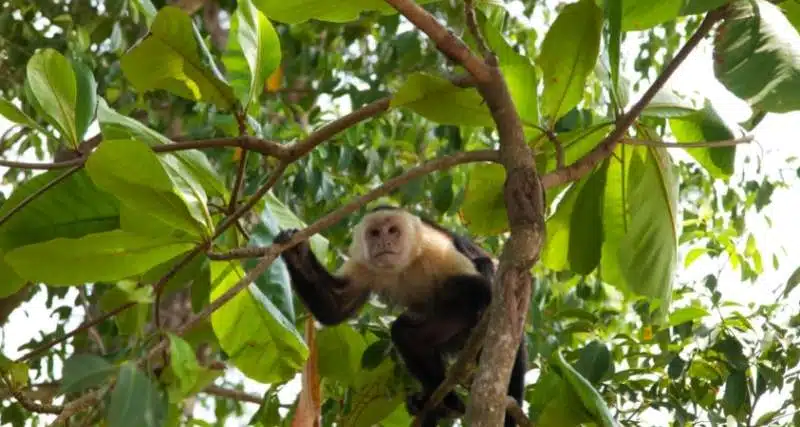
[1,0,800,426]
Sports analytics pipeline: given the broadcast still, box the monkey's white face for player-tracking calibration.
[358,212,417,271]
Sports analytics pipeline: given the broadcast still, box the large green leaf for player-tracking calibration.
[225,0,281,107]
[542,162,608,274]
[253,0,439,24]
[620,0,683,31]
[714,0,800,113]
[0,170,120,296]
[25,49,79,147]
[0,170,120,250]
[669,101,737,179]
[96,99,227,199]
[107,363,167,427]
[59,354,118,395]
[538,0,603,123]
[120,6,237,111]
[392,73,494,127]
[552,350,618,427]
[460,163,508,236]
[209,261,308,383]
[85,139,212,238]
[5,230,195,285]
[316,324,367,386]
[165,333,201,401]
[608,146,679,308]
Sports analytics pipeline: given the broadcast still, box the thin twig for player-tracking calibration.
[48,389,104,426]
[151,136,288,158]
[0,157,84,170]
[284,97,392,160]
[505,396,532,427]
[227,149,249,213]
[213,162,289,239]
[382,0,491,82]
[203,385,262,404]
[622,135,753,148]
[4,382,62,414]
[77,287,106,354]
[0,165,83,228]
[540,9,725,190]
[465,0,490,58]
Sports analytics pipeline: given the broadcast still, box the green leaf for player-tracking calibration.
[538,0,603,123]
[602,146,678,311]
[0,99,40,130]
[247,218,296,322]
[392,73,494,127]
[552,349,618,427]
[120,6,237,110]
[166,333,201,399]
[784,265,800,298]
[542,162,607,274]
[86,139,212,238]
[668,306,709,326]
[5,230,195,285]
[59,354,117,395]
[0,169,120,251]
[568,162,608,274]
[342,355,403,427]
[714,0,800,113]
[681,0,728,15]
[621,0,683,30]
[575,341,612,384]
[209,261,308,383]
[317,324,366,385]
[669,102,736,178]
[25,48,79,147]
[108,363,167,427]
[461,164,508,236]
[228,0,281,107]
[722,369,748,416]
[71,58,98,142]
[253,0,439,24]
[96,99,227,199]
[0,170,120,295]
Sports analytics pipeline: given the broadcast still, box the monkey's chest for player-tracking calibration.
[370,269,444,309]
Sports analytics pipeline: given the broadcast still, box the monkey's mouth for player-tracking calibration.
[373,250,398,258]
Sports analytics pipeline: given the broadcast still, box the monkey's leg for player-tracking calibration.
[391,313,475,426]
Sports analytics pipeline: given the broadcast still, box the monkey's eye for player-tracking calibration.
[369,229,380,237]
[388,226,399,234]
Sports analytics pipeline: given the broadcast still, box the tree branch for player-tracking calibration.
[540,9,725,190]
[203,385,262,404]
[505,396,532,427]
[0,157,84,170]
[382,0,490,82]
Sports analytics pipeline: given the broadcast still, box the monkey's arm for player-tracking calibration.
[451,235,496,281]
[275,230,370,325]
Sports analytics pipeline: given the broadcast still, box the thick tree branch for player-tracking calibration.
[0,157,84,170]
[540,9,724,190]
[505,396,532,427]
[382,0,490,82]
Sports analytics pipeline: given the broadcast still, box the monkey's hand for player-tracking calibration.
[274,228,300,245]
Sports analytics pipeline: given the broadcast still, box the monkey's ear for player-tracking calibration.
[274,229,300,244]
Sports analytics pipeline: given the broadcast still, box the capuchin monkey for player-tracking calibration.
[275,206,526,427]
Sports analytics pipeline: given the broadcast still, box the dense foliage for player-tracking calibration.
[1,0,800,426]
